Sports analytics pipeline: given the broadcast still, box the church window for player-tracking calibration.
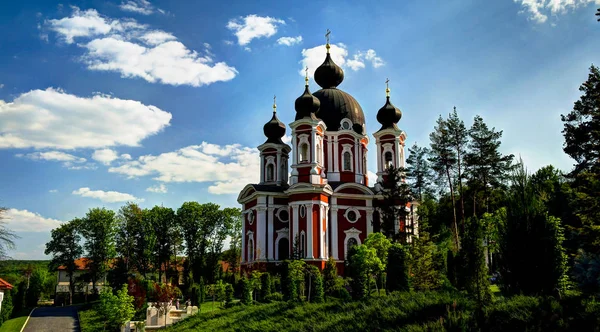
[384,151,393,169]
[343,151,352,171]
[300,205,306,218]
[341,119,352,130]
[266,163,275,181]
[248,212,254,225]
[300,232,306,257]
[346,237,358,257]
[345,209,359,223]
[300,143,309,163]
[277,207,289,222]
[248,237,254,262]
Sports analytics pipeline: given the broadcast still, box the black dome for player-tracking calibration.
[263,111,286,144]
[295,85,320,120]
[314,53,344,89]
[376,96,402,131]
[313,88,366,134]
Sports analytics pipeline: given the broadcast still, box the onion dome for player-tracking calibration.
[314,51,344,89]
[295,68,321,120]
[376,80,402,130]
[263,97,286,144]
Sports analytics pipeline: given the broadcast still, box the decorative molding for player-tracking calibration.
[344,207,360,223]
[343,227,362,258]
[276,206,289,223]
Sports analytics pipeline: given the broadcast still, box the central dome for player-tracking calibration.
[312,48,366,135]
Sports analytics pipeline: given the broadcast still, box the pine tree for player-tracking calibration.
[260,272,272,302]
[460,217,491,305]
[322,257,338,298]
[410,232,442,291]
[386,243,410,292]
[406,142,433,201]
[429,115,460,248]
[240,276,252,305]
[377,166,413,242]
[446,107,469,232]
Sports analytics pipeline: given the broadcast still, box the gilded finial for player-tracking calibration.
[273,95,277,113]
[385,78,390,97]
[325,29,331,53]
[304,66,309,86]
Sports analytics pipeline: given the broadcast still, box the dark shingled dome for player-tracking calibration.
[311,50,366,134]
[295,85,320,120]
[263,111,286,144]
[376,96,402,131]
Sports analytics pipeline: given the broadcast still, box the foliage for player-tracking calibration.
[410,232,442,291]
[446,107,469,229]
[282,260,305,301]
[346,245,382,299]
[386,243,410,292]
[45,219,82,305]
[377,166,413,241]
[25,267,51,307]
[305,265,324,303]
[263,292,284,302]
[459,217,491,305]
[224,283,234,307]
[240,276,252,305]
[260,272,272,302]
[97,284,136,331]
[322,257,338,297]
[147,206,176,283]
[0,289,13,325]
[127,277,147,310]
[573,249,600,294]
[0,208,17,260]
[406,142,433,200]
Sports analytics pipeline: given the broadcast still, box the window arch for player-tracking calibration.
[343,151,352,171]
[266,163,275,181]
[248,237,254,262]
[384,151,393,169]
[300,231,306,258]
[277,237,289,260]
[300,144,309,163]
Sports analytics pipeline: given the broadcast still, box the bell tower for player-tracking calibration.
[258,97,291,186]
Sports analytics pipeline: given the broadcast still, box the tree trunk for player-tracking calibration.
[445,167,460,249]
[69,272,74,305]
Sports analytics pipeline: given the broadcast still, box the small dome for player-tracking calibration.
[314,53,344,89]
[263,111,286,144]
[376,96,402,130]
[295,85,320,120]
[313,88,366,134]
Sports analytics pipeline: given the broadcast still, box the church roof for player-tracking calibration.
[251,184,288,193]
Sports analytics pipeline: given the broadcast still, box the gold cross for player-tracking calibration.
[385,78,390,88]
[325,29,331,44]
[273,95,276,112]
[385,78,390,97]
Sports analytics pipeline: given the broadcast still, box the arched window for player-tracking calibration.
[266,163,275,181]
[384,151,393,169]
[346,237,358,257]
[248,237,254,262]
[343,151,352,171]
[316,143,322,164]
[300,144,309,163]
[300,232,306,257]
[278,238,289,260]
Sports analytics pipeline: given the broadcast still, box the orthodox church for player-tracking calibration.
[237,34,418,272]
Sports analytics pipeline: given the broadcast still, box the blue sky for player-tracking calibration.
[0,0,598,259]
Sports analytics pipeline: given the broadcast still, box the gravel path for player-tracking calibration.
[22,306,80,332]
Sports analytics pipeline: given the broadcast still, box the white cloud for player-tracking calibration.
[0,84,4,89]
[3,208,62,232]
[49,189,58,193]
[92,148,119,165]
[367,171,378,185]
[109,142,260,195]
[224,40,234,45]
[277,36,302,46]
[299,44,385,77]
[72,187,143,203]
[17,151,89,168]
[121,153,132,160]
[146,183,167,193]
[282,135,292,144]
[514,0,600,23]
[47,7,237,87]
[119,0,155,15]
[0,88,171,150]
[227,15,285,46]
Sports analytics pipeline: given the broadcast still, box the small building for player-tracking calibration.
[0,278,13,313]
[55,258,107,304]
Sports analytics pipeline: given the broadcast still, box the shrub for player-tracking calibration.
[96,284,135,331]
[0,288,13,324]
[387,243,410,292]
[260,273,272,302]
[241,277,252,305]
[306,265,324,303]
[263,292,284,302]
[323,257,338,298]
[224,283,234,306]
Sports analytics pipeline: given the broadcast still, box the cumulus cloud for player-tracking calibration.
[119,0,156,15]
[227,14,285,46]
[49,189,58,193]
[72,187,143,203]
[16,151,88,168]
[0,88,171,150]
[92,149,119,165]
[146,183,167,193]
[109,142,260,195]
[3,208,62,232]
[299,44,385,77]
[367,171,378,185]
[277,36,302,46]
[47,7,237,87]
[514,0,600,23]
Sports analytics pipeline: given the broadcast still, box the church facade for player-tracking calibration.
[237,37,418,272]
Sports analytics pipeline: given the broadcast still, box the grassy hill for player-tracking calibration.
[166,291,600,332]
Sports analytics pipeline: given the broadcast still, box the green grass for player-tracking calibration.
[0,316,28,332]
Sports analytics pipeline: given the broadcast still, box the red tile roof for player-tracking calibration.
[57,258,90,271]
[0,278,13,290]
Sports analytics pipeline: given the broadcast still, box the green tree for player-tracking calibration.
[429,115,459,248]
[260,272,272,302]
[460,217,491,305]
[346,245,382,299]
[499,161,568,296]
[222,208,242,276]
[45,220,83,305]
[322,257,338,297]
[0,288,12,325]
[0,207,17,260]
[447,107,469,231]
[305,265,324,303]
[206,207,239,284]
[282,260,305,301]
[148,206,176,283]
[364,232,392,294]
[410,232,442,291]
[97,284,135,331]
[80,208,117,296]
[116,203,143,275]
[26,268,49,307]
[224,283,234,307]
[240,276,252,305]
[377,166,413,241]
[406,142,433,201]
[386,243,410,292]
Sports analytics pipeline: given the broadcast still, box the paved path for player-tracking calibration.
[22,306,80,332]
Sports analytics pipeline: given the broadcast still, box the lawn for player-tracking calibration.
[0,316,28,332]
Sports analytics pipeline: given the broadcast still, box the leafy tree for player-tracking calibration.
[147,206,176,283]
[260,272,272,302]
[410,232,442,291]
[222,209,242,276]
[447,107,469,230]
[132,208,156,279]
[45,219,83,305]
[240,276,252,305]
[429,116,460,248]
[282,260,305,301]
[224,283,234,307]
[377,166,413,241]
[26,268,49,307]
[116,203,143,274]
[80,208,117,296]
[346,245,382,298]
[465,115,513,216]
[386,243,410,292]
[0,288,12,324]
[459,217,491,305]
[305,265,324,303]
[499,161,568,296]
[406,142,433,200]
[364,232,392,293]
[153,283,182,325]
[206,207,239,284]
[0,207,17,259]
[480,208,505,270]
[322,257,338,297]
[97,284,135,331]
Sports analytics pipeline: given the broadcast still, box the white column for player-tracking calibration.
[292,205,299,245]
[256,206,267,260]
[331,206,339,260]
[354,139,359,173]
[376,140,382,173]
[276,149,282,182]
[306,203,314,259]
[327,135,333,171]
[324,206,330,258]
[394,138,401,169]
[333,136,339,172]
[366,208,374,235]
[241,213,246,263]
[267,207,274,260]
[260,155,265,183]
